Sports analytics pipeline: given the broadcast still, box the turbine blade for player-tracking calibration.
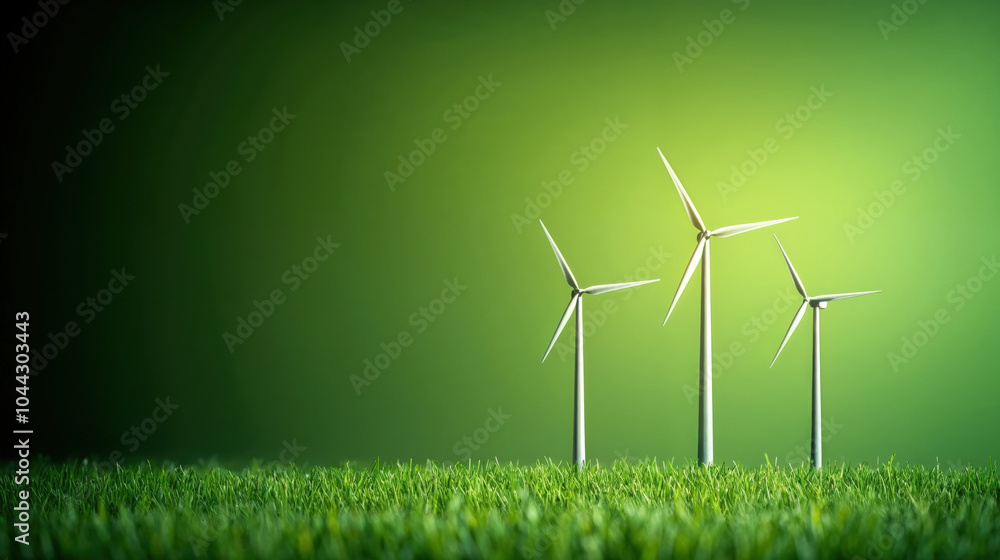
[770,301,809,368]
[657,148,706,232]
[811,290,881,303]
[773,234,808,298]
[663,237,706,325]
[539,220,578,289]
[542,294,579,363]
[711,217,798,239]
[582,279,660,295]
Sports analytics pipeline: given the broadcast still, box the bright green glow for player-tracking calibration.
[27,0,1000,466]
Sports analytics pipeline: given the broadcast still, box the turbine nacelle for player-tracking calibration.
[568,286,634,297]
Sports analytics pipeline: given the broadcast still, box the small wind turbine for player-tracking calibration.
[539,220,659,468]
[658,148,797,465]
[770,234,880,469]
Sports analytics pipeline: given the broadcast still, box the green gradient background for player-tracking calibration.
[3,0,998,467]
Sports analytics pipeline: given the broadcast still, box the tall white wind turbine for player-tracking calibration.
[658,148,797,465]
[769,235,880,469]
[539,220,659,467]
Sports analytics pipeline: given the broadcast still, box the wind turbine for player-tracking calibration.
[658,148,797,465]
[769,235,880,469]
[539,220,659,468]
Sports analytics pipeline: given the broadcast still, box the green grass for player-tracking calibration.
[2,459,998,559]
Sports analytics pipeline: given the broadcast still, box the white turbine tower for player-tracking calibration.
[539,220,659,468]
[770,234,880,469]
[658,148,797,465]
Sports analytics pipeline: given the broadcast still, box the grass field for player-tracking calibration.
[2,459,998,559]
